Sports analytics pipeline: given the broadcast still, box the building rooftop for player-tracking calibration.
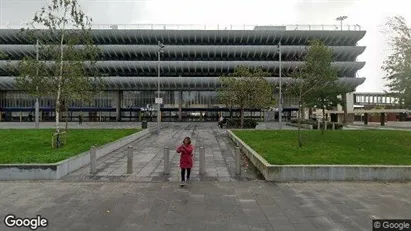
[0,23,363,31]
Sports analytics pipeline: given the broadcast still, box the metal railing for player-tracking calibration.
[0,23,363,31]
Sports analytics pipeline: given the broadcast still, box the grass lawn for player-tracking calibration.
[0,129,140,164]
[233,130,411,165]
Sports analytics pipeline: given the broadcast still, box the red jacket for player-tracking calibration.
[177,144,194,168]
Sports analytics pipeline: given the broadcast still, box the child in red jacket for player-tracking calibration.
[176,137,194,187]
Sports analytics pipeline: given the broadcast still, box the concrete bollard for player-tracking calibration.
[199,146,205,175]
[127,146,133,174]
[90,145,97,174]
[235,147,241,175]
[164,146,170,175]
[332,122,335,130]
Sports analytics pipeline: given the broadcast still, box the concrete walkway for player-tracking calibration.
[353,121,411,128]
[0,121,145,129]
[346,124,411,131]
[346,122,411,131]
[0,181,410,231]
[63,123,261,182]
[255,122,297,130]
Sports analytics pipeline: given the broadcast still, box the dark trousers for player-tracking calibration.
[218,121,223,128]
[181,168,191,181]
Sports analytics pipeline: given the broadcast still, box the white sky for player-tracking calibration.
[0,0,410,93]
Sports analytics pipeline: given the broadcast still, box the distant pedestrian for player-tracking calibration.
[218,115,224,128]
[176,137,194,187]
[78,113,83,124]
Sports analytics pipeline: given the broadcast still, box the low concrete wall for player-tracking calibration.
[228,130,411,181]
[286,122,313,130]
[0,128,151,180]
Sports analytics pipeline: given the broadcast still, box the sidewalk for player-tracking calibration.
[255,122,298,130]
[1,181,410,231]
[346,124,411,131]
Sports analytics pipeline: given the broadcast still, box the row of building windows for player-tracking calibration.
[121,91,219,108]
[354,95,400,105]
[0,55,355,62]
[0,40,357,47]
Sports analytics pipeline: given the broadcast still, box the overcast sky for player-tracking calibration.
[0,0,409,93]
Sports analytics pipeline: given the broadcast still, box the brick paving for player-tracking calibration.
[0,181,410,231]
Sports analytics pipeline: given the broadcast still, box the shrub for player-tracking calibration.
[226,118,258,129]
[290,119,316,125]
[290,119,342,130]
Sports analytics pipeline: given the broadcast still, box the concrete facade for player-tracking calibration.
[0,25,366,123]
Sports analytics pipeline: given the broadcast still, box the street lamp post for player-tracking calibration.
[277,42,282,130]
[336,16,348,126]
[336,16,348,31]
[35,39,39,129]
[157,41,165,135]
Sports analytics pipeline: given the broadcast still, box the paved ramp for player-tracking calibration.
[62,123,261,182]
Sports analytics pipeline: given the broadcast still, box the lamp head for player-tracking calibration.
[336,16,348,21]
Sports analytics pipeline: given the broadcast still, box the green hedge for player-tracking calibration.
[226,118,258,129]
[290,119,343,130]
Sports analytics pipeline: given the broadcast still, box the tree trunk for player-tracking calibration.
[240,107,244,128]
[322,107,326,135]
[297,99,302,147]
[54,93,61,148]
[65,103,68,132]
[342,93,348,126]
[56,93,61,133]
[299,105,305,120]
[308,107,313,119]
[56,7,67,136]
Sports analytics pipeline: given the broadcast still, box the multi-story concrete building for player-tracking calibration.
[0,24,366,122]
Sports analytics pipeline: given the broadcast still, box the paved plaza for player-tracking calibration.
[256,122,297,130]
[1,122,411,230]
[0,181,410,231]
[343,121,411,130]
[63,123,262,182]
[353,121,411,128]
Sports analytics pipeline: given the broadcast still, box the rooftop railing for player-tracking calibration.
[0,23,363,31]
